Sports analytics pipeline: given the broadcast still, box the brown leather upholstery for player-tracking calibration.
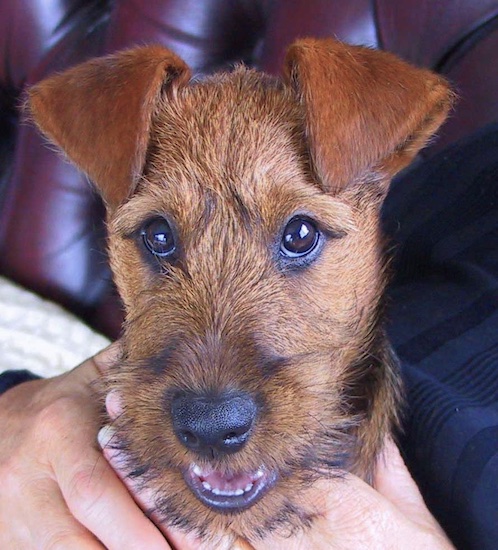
[0,0,497,337]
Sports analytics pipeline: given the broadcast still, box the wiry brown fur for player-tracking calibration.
[27,39,453,546]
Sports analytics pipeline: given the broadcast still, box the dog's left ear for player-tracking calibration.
[28,46,191,209]
[284,39,454,195]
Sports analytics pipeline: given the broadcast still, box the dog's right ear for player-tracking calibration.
[284,39,454,195]
[28,46,191,210]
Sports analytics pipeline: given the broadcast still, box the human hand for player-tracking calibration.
[249,438,454,550]
[0,343,190,550]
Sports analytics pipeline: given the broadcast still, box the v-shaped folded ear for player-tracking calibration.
[284,39,454,195]
[28,46,191,209]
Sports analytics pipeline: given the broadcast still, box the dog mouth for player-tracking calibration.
[184,463,276,513]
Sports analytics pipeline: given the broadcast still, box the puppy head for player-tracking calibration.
[28,40,453,542]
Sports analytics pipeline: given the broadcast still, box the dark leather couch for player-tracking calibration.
[0,2,497,547]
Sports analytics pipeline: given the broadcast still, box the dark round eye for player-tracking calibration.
[141,218,176,257]
[280,217,320,258]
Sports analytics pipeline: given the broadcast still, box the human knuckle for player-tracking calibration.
[344,503,394,544]
[45,531,93,550]
[369,508,396,539]
[34,397,77,436]
[0,458,24,496]
[67,464,107,514]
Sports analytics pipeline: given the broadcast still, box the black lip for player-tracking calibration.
[183,466,277,514]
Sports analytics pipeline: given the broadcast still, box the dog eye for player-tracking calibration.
[141,218,176,257]
[280,217,320,258]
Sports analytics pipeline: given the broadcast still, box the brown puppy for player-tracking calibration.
[28,39,453,545]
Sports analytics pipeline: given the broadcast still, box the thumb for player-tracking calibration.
[91,340,123,375]
[63,340,122,388]
[374,438,445,533]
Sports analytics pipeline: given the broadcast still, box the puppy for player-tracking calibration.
[28,38,453,545]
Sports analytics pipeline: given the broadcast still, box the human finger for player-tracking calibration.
[374,438,451,538]
[99,426,205,550]
[53,422,171,550]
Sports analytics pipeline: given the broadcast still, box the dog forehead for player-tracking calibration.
[129,67,338,240]
[110,68,357,241]
[147,68,312,200]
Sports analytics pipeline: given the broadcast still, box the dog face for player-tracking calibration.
[105,70,392,536]
[28,39,453,542]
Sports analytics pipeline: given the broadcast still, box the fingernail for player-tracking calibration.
[105,390,123,419]
[95,341,123,373]
[98,424,117,449]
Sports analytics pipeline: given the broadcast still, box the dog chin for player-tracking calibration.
[184,463,277,513]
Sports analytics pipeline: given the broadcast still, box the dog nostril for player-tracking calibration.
[179,430,199,448]
[222,424,252,448]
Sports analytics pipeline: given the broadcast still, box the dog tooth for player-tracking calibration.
[212,488,221,495]
[244,483,253,492]
[255,469,264,479]
[234,489,244,496]
[192,464,203,476]
[202,481,212,491]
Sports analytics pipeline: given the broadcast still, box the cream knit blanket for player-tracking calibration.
[0,277,110,378]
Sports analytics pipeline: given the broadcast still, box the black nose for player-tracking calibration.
[171,392,257,457]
